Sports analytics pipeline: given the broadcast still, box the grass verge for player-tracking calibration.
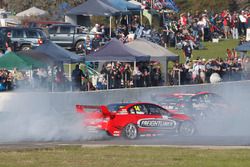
[0,146,250,167]
[168,39,240,63]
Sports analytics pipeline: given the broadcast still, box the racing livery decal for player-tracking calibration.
[138,119,176,129]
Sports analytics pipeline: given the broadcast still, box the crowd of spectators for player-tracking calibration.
[97,62,163,89]
[0,7,249,92]
[0,69,13,91]
[160,9,249,50]
[170,56,249,85]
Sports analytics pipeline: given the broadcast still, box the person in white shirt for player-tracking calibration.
[238,11,247,36]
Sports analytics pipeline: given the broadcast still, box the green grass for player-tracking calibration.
[168,39,240,64]
[0,146,250,167]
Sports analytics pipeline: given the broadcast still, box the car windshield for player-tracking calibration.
[154,94,193,103]
[107,103,129,112]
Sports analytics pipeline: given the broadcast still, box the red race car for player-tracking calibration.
[75,102,196,139]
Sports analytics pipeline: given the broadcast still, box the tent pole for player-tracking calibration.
[107,74,109,90]
[69,63,72,91]
[133,61,136,70]
[51,66,54,92]
[109,16,112,38]
[140,10,142,25]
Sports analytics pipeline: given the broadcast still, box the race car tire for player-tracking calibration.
[178,121,196,136]
[122,123,138,140]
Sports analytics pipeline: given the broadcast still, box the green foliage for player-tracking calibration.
[175,0,247,13]
[168,39,240,64]
[4,0,86,14]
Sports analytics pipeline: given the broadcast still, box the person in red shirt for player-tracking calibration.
[226,48,232,60]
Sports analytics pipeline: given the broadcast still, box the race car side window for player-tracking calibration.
[146,104,169,116]
[128,104,148,115]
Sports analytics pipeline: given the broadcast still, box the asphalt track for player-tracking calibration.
[1,136,250,150]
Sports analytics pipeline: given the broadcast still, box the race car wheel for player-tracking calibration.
[178,121,196,136]
[123,123,138,140]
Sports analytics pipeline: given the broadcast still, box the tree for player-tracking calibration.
[5,0,86,14]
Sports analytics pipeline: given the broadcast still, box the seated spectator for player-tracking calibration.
[90,24,101,34]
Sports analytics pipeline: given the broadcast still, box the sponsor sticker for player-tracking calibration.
[138,119,176,129]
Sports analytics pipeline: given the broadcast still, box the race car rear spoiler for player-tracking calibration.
[75,105,110,116]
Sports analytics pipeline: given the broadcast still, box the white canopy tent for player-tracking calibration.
[126,38,179,84]
[16,7,48,17]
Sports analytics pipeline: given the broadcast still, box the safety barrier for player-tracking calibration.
[1,80,250,113]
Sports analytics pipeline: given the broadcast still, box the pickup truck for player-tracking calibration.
[48,24,93,53]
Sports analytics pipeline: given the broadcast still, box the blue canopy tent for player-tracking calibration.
[67,0,121,16]
[66,0,127,37]
[235,41,250,52]
[105,0,142,25]
[34,41,84,64]
[85,38,150,62]
[105,0,141,11]
[164,0,179,12]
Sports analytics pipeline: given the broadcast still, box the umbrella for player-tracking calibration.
[235,41,250,52]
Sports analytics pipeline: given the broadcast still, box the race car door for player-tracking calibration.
[142,104,177,131]
[128,104,160,134]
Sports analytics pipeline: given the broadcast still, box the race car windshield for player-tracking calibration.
[107,103,129,112]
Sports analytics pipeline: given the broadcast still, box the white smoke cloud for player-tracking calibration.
[0,93,105,143]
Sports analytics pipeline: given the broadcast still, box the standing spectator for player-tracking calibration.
[142,69,151,87]
[5,32,12,53]
[183,41,192,64]
[37,68,48,88]
[112,63,122,89]
[197,16,206,41]
[92,33,101,50]
[191,19,199,38]
[123,63,132,88]
[222,11,231,39]
[179,13,187,26]
[71,64,85,91]
[54,66,66,91]
[0,70,6,91]
[231,11,239,39]
[162,25,170,48]
[12,67,25,88]
[84,35,92,55]
[132,66,143,87]
[151,67,162,86]
[5,71,13,90]
[239,11,247,36]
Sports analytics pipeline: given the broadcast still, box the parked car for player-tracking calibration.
[0,27,47,51]
[48,24,93,53]
[76,102,196,139]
